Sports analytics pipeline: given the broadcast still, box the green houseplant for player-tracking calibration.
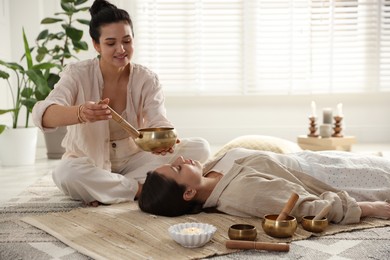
[34,0,90,159]
[0,29,58,165]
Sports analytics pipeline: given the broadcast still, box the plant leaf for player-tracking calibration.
[22,28,33,69]
[21,87,34,98]
[41,18,63,24]
[61,2,76,12]
[0,125,6,134]
[66,27,83,41]
[73,40,88,50]
[76,19,90,26]
[32,62,59,70]
[36,29,49,41]
[75,0,88,6]
[26,69,51,96]
[0,61,24,71]
[21,98,37,113]
[47,73,60,89]
[0,70,10,79]
[77,6,90,12]
[0,109,15,115]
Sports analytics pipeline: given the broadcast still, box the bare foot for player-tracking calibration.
[358,201,390,219]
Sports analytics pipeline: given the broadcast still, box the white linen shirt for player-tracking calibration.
[32,58,173,171]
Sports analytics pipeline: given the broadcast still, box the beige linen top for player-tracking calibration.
[203,153,361,224]
[32,58,173,170]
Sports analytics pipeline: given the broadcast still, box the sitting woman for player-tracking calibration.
[138,148,390,224]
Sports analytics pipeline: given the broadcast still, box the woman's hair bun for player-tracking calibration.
[89,0,116,17]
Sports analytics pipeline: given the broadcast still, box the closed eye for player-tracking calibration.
[170,165,181,174]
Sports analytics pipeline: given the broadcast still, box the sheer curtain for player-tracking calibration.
[131,0,390,95]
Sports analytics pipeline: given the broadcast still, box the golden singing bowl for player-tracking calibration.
[262,214,297,238]
[301,216,329,233]
[135,127,177,152]
[228,224,257,241]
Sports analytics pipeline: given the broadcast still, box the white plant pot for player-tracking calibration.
[0,127,38,166]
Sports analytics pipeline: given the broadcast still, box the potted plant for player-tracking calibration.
[0,29,58,166]
[34,0,90,159]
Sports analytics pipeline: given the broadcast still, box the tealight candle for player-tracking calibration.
[323,108,333,124]
[180,227,204,235]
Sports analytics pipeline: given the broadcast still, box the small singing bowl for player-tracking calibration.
[135,127,177,152]
[262,214,297,238]
[228,224,257,241]
[301,216,329,233]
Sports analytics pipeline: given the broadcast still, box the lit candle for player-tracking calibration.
[337,103,343,117]
[323,108,333,124]
[180,227,204,235]
[310,101,317,117]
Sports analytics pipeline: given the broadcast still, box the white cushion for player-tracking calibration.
[213,135,302,159]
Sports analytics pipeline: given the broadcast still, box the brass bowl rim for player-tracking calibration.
[138,127,176,132]
[263,214,297,222]
[302,215,328,221]
[229,224,257,230]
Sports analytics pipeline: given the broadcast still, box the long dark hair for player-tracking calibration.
[89,0,134,43]
[138,171,203,217]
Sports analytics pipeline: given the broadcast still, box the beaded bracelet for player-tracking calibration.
[77,105,86,124]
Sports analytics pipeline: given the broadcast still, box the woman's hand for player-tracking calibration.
[152,138,180,155]
[79,98,112,123]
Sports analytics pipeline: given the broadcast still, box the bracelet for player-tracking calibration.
[77,105,86,124]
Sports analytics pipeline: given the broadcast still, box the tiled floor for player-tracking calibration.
[1,143,390,205]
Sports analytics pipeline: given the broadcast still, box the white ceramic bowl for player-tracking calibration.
[168,222,217,248]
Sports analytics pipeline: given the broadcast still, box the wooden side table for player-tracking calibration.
[297,135,356,151]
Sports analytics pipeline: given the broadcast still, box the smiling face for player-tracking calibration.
[154,156,203,189]
[93,21,134,68]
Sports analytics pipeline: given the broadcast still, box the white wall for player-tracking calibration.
[0,0,10,125]
[1,0,389,147]
[164,93,390,145]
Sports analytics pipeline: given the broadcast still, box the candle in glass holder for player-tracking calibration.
[323,108,333,124]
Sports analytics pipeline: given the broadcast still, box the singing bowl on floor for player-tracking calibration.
[301,216,329,233]
[135,127,177,152]
[228,224,257,241]
[262,214,297,238]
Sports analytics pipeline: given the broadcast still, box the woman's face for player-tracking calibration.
[93,21,134,68]
[154,156,203,188]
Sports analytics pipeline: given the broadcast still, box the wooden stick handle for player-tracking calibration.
[106,106,140,139]
[313,204,331,220]
[226,240,289,252]
[276,193,299,221]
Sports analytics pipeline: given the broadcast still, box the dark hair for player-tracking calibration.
[89,0,134,43]
[138,171,203,217]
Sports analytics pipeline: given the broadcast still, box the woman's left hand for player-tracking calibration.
[152,139,180,155]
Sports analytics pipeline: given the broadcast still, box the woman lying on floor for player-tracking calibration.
[138,148,390,224]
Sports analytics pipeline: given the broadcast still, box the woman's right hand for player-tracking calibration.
[79,98,112,123]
